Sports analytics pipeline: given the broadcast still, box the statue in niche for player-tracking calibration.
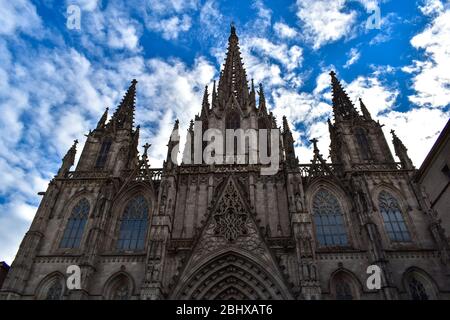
[295,193,304,212]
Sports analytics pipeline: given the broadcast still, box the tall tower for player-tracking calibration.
[328,71,395,170]
[76,80,140,176]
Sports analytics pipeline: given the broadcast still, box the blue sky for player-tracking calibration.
[0,0,449,264]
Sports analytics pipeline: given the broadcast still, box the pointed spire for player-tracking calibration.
[173,118,180,131]
[282,116,291,134]
[57,139,78,177]
[249,79,256,110]
[282,116,297,166]
[258,83,267,114]
[330,71,358,121]
[217,24,249,109]
[201,85,210,118]
[391,130,414,170]
[110,79,137,130]
[96,107,109,130]
[308,137,334,180]
[211,80,217,108]
[166,119,180,168]
[359,98,372,121]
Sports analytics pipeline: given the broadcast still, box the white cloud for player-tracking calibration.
[379,107,450,166]
[147,15,192,40]
[246,37,303,71]
[403,6,450,108]
[0,0,42,36]
[344,75,399,116]
[419,0,445,16]
[344,48,361,68]
[107,18,140,50]
[274,22,298,39]
[295,0,357,49]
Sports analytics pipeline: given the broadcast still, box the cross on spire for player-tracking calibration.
[143,142,151,156]
[310,138,319,152]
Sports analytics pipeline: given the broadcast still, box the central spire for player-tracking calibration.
[217,24,249,109]
[330,71,359,121]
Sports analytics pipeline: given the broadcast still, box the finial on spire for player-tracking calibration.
[230,22,236,35]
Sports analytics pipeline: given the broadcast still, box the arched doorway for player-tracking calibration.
[173,251,290,300]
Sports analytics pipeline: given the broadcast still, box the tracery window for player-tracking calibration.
[312,189,348,247]
[96,138,112,168]
[335,280,354,300]
[378,191,411,242]
[60,198,90,248]
[45,280,63,300]
[117,195,149,251]
[408,276,429,300]
[113,283,130,300]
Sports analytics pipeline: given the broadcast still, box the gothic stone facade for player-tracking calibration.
[1,27,449,300]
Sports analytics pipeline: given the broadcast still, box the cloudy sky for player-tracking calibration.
[0,0,449,264]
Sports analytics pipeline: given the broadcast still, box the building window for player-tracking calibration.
[46,280,63,300]
[378,191,411,242]
[331,272,359,300]
[117,195,149,251]
[106,274,132,300]
[312,188,348,247]
[355,128,372,160]
[335,280,354,300]
[60,198,90,249]
[96,138,112,168]
[408,276,429,300]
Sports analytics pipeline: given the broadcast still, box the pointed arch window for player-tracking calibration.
[335,280,354,300]
[355,128,372,160]
[106,274,132,300]
[117,195,149,251]
[332,272,359,300]
[408,276,429,300]
[60,198,90,248]
[378,191,411,242]
[312,189,348,247]
[96,138,112,168]
[45,278,64,300]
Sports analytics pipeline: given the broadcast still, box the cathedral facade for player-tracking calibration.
[1,26,449,300]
